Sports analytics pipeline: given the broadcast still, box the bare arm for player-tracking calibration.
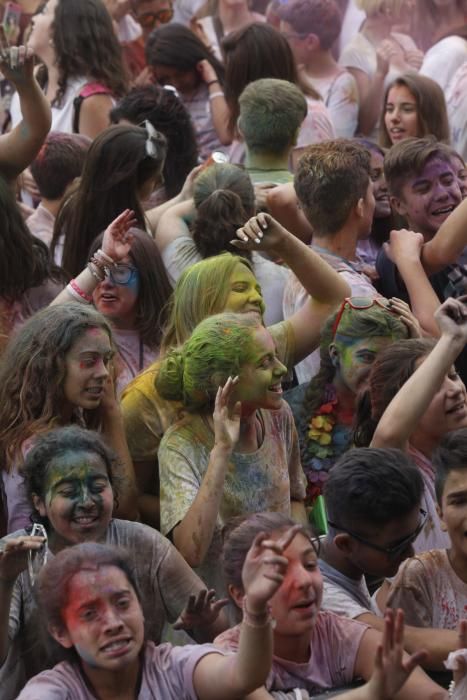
[371,297,467,450]
[422,197,467,275]
[233,213,350,366]
[348,67,385,137]
[154,199,194,253]
[78,94,114,139]
[146,165,202,233]
[0,47,51,183]
[172,379,240,567]
[197,59,232,146]
[265,184,314,244]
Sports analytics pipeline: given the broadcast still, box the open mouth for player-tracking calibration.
[85,387,104,398]
[268,383,283,395]
[72,514,100,527]
[447,401,467,415]
[431,205,456,217]
[100,637,132,656]
[292,598,316,614]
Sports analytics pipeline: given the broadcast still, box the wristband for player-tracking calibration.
[95,248,116,267]
[68,279,93,304]
[209,91,224,101]
[242,598,274,628]
[207,79,220,87]
[87,262,105,282]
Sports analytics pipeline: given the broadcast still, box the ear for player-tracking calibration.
[436,503,448,532]
[236,115,244,140]
[355,196,365,219]
[328,343,340,368]
[32,493,47,518]
[390,194,407,217]
[305,33,320,51]
[49,624,74,649]
[333,532,355,555]
[228,584,244,611]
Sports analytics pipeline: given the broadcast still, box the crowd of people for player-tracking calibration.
[1,0,467,697]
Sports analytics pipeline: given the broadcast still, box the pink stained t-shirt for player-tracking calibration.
[214,611,368,693]
[16,641,225,700]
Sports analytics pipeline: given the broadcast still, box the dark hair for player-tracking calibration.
[30,132,91,201]
[294,139,371,235]
[277,0,342,49]
[223,22,318,136]
[380,73,450,149]
[433,429,467,504]
[37,543,141,633]
[89,229,172,349]
[223,511,318,592]
[52,125,167,278]
[324,447,424,529]
[192,163,254,259]
[353,338,436,447]
[39,0,127,106]
[0,304,113,469]
[384,136,454,199]
[0,176,63,303]
[146,23,224,82]
[23,425,120,521]
[354,137,395,247]
[110,85,199,199]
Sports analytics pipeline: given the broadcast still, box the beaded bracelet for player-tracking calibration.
[68,279,93,304]
[94,248,116,267]
[89,255,107,276]
[242,598,273,628]
[449,680,456,698]
[87,262,105,282]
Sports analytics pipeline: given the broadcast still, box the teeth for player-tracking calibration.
[103,640,128,652]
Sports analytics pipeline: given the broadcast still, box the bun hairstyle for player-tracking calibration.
[192,163,255,259]
[156,312,261,412]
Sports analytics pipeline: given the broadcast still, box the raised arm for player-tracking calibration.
[233,213,350,365]
[154,198,194,253]
[0,46,51,183]
[146,164,202,233]
[371,297,467,450]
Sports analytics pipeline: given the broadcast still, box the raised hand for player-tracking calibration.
[101,209,138,262]
[0,44,35,86]
[0,535,46,583]
[383,229,425,265]
[434,296,467,341]
[242,525,302,613]
[173,589,229,631]
[365,609,426,700]
[232,213,289,254]
[213,376,241,452]
[388,298,422,338]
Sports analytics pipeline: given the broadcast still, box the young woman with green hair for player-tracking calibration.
[156,311,306,593]
[290,296,417,505]
[121,213,350,528]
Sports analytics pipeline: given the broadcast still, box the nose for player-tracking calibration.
[294,562,315,592]
[389,107,401,124]
[93,357,110,381]
[249,287,263,306]
[100,276,116,290]
[273,358,287,378]
[76,484,94,508]
[101,604,124,633]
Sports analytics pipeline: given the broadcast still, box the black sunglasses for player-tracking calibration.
[327,509,427,560]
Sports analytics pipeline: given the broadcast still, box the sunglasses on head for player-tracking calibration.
[133,5,173,28]
[331,296,393,338]
[328,509,427,560]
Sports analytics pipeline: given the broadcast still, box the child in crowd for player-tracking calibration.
[284,139,379,383]
[0,426,227,699]
[157,312,306,592]
[122,217,349,527]
[319,446,459,669]
[0,303,137,532]
[27,132,90,246]
[216,511,447,698]
[386,420,467,630]
[14,536,281,700]
[238,78,307,185]
[356,296,467,552]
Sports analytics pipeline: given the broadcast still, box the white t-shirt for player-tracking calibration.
[420,35,467,92]
[446,60,467,161]
[319,558,383,620]
[309,70,359,138]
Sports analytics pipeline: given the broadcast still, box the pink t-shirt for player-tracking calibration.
[16,641,225,700]
[214,612,368,693]
[112,328,158,397]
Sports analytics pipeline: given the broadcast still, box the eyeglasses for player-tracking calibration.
[132,5,173,28]
[331,296,393,338]
[106,263,139,286]
[327,509,427,560]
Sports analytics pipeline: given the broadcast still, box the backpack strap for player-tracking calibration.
[72,82,113,133]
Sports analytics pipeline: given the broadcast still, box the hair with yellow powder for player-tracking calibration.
[157,312,261,412]
[160,253,262,354]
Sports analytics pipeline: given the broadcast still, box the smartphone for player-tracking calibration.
[2,2,21,46]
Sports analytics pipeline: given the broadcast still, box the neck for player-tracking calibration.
[303,49,338,78]
[320,536,363,580]
[41,198,61,218]
[43,62,60,102]
[82,657,140,700]
[219,3,252,32]
[331,379,356,424]
[273,630,311,664]
[362,16,391,44]
[245,150,290,172]
[109,316,138,332]
[312,225,359,262]
[448,547,467,585]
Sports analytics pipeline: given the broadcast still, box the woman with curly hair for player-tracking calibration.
[10,0,128,138]
[0,303,137,534]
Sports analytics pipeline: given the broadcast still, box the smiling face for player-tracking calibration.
[331,335,396,396]
[392,156,462,239]
[92,256,140,330]
[438,468,467,560]
[62,328,114,411]
[369,150,391,218]
[234,325,287,412]
[223,263,266,317]
[414,362,467,446]
[384,84,419,144]
[53,565,144,673]
[34,450,113,546]
[267,532,322,638]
